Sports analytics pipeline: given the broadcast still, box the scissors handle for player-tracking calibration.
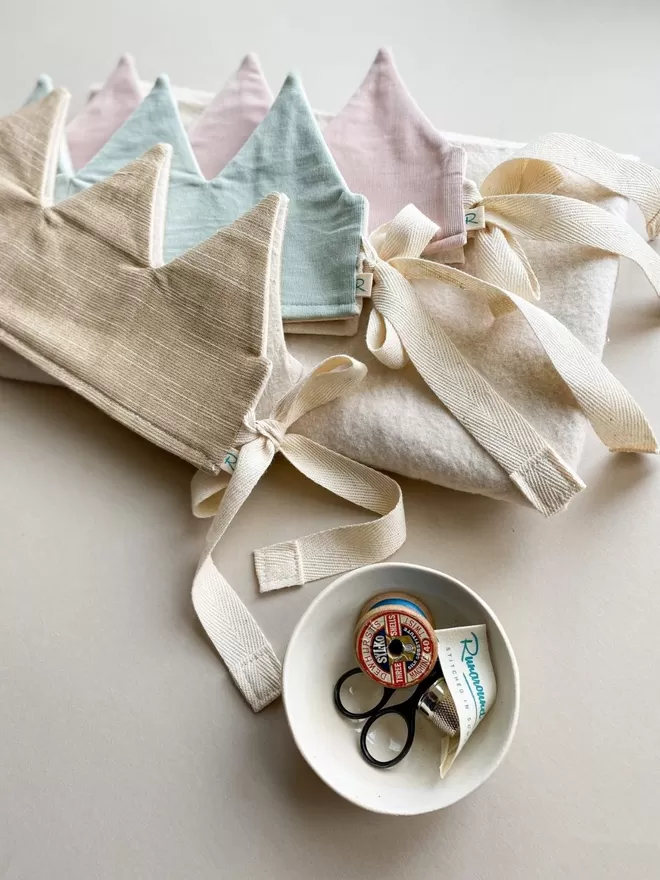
[334,661,446,768]
[359,705,417,768]
[333,667,394,719]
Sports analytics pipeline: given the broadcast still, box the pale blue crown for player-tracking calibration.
[28,73,366,322]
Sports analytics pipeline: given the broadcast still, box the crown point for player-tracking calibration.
[282,72,302,90]
[49,86,71,106]
[36,74,53,92]
[151,142,173,161]
[115,53,139,79]
[241,52,260,70]
[1,88,71,198]
[372,46,395,71]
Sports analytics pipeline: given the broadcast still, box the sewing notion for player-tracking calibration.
[283,563,519,814]
[335,590,495,770]
[353,592,438,688]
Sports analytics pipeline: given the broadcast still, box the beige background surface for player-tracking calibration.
[1,2,660,878]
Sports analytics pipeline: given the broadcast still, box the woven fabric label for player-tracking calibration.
[465,206,486,230]
[220,447,240,475]
[355,273,373,297]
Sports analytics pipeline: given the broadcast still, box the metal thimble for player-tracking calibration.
[418,678,460,738]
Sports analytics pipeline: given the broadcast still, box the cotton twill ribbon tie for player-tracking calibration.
[463,132,660,300]
[363,206,657,518]
[190,356,405,712]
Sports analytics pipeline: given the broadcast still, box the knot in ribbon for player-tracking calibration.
[461,176,542,301]
[190,355,405,712]
[362,206,439,371]
[461,132,660,301]
[249,416,286,451]
[229,353,369,457]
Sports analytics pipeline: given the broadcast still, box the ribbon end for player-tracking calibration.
[255,539,304,591]
[238,646,283,711]
[647,211,660,243]
[511,448,586,517]
[607,439,660,455]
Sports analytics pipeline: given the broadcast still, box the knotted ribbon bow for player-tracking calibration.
[464,132,660,300]
[190,355,405,711]
[362,203,657,518]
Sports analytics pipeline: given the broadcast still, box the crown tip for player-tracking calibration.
[117,52,136,69]
[282,71,302,90]
[264,191,288,207]
[51,86,71,102]
[235,191,288,232]
[375,47,395,67]
[35,73,53,91]
[241,52,261,69]
[150,142,173,160]
[153,73,171,91]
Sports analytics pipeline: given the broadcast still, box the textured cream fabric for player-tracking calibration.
[288,135,660,506]
[190,356,406,711]
[361,209,586,516]
[358,205,656,516]
[0,90,294,471]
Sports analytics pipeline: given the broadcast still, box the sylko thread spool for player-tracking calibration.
[354,592,438,688]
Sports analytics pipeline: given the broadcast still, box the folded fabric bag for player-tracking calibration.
[0,93,405,710]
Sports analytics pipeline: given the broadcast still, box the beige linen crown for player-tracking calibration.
[0,92,406,711]
[0,90,278,467]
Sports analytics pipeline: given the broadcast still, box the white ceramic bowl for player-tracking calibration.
[283,562,519,815]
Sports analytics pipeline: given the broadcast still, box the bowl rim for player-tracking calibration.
[282,561,520,815]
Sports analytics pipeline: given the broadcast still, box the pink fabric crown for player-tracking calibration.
[324,49,466,252]
[67,54,141,170]
[188,53,273,179]
[71,50,466,250]
[77,52,272,180]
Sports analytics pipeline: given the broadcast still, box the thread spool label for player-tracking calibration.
[356,610,436,687]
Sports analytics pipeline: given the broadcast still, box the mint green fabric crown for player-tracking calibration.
[32,74,366,322]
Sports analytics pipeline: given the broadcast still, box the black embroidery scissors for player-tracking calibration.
[333,660,459,768]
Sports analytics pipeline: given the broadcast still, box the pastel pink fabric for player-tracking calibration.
[188,53,273,179]
[324,49,467,252]
[66,54,142,171]
[71,50,466,250]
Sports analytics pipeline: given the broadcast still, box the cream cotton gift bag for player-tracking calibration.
[287,151,660,513]
[0,92,406,711]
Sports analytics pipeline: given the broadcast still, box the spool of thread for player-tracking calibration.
[354,592,438,688]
